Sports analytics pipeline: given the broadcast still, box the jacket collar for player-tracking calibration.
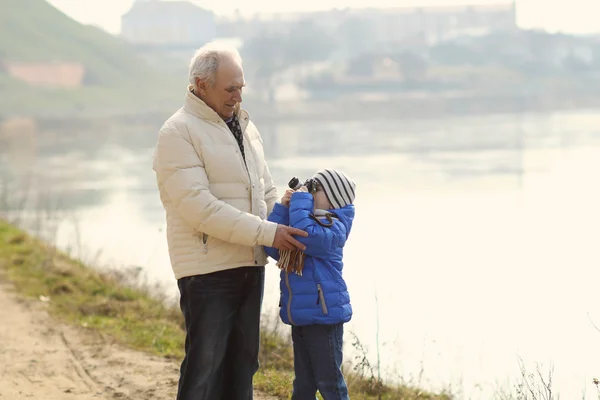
[183,85,249,129]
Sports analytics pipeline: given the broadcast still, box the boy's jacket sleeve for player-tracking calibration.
[288,192,347,260]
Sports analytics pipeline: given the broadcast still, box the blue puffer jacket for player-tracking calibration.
[264,192,354,326]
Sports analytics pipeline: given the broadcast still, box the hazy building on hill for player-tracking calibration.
[0,61,85,88]
[219,1,517,51]
[371,1,518,45]
[121,0,216,49]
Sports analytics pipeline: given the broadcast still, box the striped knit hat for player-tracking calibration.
[312,169,356,209]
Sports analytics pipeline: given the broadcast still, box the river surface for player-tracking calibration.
[1,109,600,398]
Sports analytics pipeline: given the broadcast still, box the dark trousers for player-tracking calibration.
[176,266,265,400]
[291,323,349,400]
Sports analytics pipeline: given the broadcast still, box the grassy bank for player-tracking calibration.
[0,219,450,399]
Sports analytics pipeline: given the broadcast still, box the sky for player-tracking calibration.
[47,0,599,35]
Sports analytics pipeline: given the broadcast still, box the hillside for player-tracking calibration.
[0,0,183,116]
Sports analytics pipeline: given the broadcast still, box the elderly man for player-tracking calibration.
[152,42,308,400]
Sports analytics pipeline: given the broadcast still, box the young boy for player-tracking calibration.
[264,168,356,400]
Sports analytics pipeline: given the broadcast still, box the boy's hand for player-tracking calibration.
[281,189,293,207]
[296,185,308,193]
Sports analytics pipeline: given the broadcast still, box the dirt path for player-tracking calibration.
[0,279,276,400]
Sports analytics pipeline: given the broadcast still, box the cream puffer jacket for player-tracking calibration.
[152,87,279,279]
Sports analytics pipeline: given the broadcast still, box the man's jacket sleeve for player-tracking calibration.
[263,160,279,217]
[153,127,277,247]
[263,203,289,261]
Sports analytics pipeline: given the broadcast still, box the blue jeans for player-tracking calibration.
[291,323,349,400]
[176,266,265,400]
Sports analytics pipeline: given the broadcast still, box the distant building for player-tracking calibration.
[0,61,85,88]
[370,2,518,45]
[121,0,216,49]
[219,1,517,49]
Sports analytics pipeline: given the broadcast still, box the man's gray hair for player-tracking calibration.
[188,41,243,88]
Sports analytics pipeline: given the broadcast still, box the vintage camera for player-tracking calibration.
[288,176,318,193]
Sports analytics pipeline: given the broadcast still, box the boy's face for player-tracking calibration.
[313,185,333,210]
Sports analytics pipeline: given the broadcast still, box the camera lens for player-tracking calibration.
[288,177,300,190]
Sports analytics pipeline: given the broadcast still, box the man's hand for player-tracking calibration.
[280,189,293,207]
[272,224,308,251]
[296,185,308,193]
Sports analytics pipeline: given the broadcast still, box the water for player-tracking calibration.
[2,109,600,398]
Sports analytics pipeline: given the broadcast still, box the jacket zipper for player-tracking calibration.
[316,283,329,315]
[202,233,208,254]
[220,120,251,186]
[285,272,295,325]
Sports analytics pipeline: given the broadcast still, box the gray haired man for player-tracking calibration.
[152,42,308,400]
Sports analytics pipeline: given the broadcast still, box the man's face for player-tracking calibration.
[196,58,245,120]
